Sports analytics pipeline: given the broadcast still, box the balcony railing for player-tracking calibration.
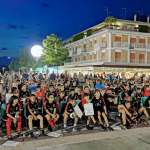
[81,50,97,54]
[112,60,146,64]
[112,42,128,48]
[130,43,146,49]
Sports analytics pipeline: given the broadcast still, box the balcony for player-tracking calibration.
[130,43,146,49]
[112,42,128,48]
[100,43,107,48]
[81,50,97,54]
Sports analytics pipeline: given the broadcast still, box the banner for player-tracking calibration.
[74,105,83,118]
[84,103,94,116]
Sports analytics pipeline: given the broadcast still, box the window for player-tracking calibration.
[122,35,128,42]
[115,36,121,41]
[115,52,121,63]
[93,54,96,60]
[130,38,136,43]
[139,38,146,48]
[139,53,145,64]
[89,55,92,60]
[130,53,135,63]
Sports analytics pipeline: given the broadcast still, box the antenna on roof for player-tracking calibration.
[137,10,141,20]
[104,7,110,17]
[122,8,127,19]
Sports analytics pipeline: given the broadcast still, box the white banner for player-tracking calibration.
[84,103,94,116]
[74,105,83,118]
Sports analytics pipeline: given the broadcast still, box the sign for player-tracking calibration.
[74,105,83,118]
[84,103,94,116]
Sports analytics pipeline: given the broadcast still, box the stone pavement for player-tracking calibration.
[1,127,150,150]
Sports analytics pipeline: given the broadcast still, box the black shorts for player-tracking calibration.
[94,106,105,113]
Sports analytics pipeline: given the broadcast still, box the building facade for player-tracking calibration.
[64,17,150,74]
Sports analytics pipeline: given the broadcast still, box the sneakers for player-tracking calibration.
[121,125,127,130]
[86,125,94,130]
[106,126,113,131]
[72,127,77,132]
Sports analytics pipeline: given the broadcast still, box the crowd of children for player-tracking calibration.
[0,71,150,139]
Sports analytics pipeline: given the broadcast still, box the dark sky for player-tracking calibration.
[0,0,149,57]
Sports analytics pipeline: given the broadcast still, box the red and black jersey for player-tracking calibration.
[44,101,56,114]
[92,97,106,112]
[65,100,75,113]
[27,99,43,115]
[6,103,21,117]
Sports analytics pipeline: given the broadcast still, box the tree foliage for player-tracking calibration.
[9,49,40,70]
[105,16,117,26]
[42,34,69,65]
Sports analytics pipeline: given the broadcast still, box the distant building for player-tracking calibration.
[64,15,150,74]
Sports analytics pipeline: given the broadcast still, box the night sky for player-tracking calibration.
[0,0,150,59]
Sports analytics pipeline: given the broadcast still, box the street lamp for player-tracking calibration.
[31,45,43,72]
[31,45,43,59]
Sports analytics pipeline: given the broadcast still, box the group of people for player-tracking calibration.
[0,71,150,139]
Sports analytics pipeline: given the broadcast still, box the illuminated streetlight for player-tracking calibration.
[31,45,43,58]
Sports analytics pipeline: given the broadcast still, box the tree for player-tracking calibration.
[105,16,117,28]
[9,49,40,71]
[42,34,69,66]
[9,57,20,71]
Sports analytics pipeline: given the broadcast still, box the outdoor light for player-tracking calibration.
[31,45,43,58]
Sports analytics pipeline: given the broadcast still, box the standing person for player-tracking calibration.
[95,79,105,90]
[6,96,22,139]
[19,84,30,98]
[19,84,30,128]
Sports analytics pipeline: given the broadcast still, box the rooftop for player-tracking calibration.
[65,16,150,44]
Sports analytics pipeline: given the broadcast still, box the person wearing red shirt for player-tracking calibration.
[6,96,22,138]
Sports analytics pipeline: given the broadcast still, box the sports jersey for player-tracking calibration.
[6,103,20,117]
[92,97,106,112]
[44,101,56,114]
[28,100,43,115]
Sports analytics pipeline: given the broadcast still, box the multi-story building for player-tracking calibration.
[64,16,150,74]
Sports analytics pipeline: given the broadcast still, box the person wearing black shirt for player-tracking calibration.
[27,94,43,131]
[44,94,59,130]
[19,84,30,128]
[92,90,109,128]
[63,95,79,131]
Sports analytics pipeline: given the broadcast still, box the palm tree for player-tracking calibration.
[105,16,117,28]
